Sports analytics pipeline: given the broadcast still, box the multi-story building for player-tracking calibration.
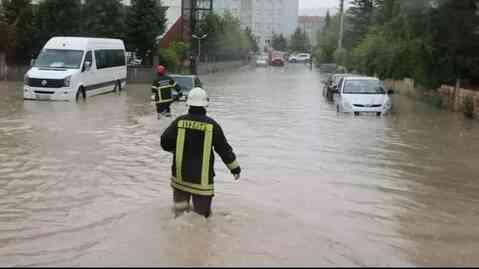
[214,0,299,50]
[298,16,324,46]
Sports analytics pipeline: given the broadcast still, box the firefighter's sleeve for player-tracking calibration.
[161,120,178,153]
[213,123,241,175]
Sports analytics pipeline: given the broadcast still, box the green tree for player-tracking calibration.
[202,12,253,61]
[324,10,331,30]
[289,27,311,52]
[344,0,374,49]
[314,14,340,64]
[83,0,126,39]
[1,0,34,64]
[271,33,288,51]
[245,27,259,53]
[126,0,167,62]
[32,0,82,54]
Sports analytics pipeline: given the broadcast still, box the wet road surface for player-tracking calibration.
[1,65,479,266]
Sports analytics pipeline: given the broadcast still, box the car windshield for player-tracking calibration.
[35,49,84,69]
[343,80,386,94]
[173,76,194,91]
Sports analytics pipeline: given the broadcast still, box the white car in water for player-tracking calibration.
[288,53,311,63]
[256,55,269,67]
[333,76,394,116]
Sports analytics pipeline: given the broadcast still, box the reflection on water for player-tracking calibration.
[0,65,479,266]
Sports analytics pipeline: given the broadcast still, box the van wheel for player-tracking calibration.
[76,87,86,102]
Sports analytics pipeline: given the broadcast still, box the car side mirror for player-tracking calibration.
[83,61,92,72]
[30,58,36,67]
[387,89,395,95]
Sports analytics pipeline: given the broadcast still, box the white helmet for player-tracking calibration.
[187,87,209,107]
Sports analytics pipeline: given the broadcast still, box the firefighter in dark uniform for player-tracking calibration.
[161,87,241,218]
[151,65,180,119]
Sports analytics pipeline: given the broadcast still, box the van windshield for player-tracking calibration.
[35,49,84,69]
[343,80,386,94]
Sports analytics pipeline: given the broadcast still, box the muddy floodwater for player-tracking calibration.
[1,65,479,266]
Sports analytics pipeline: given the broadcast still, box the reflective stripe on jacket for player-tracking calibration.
[151,76,177,103]
[161,112,240,196]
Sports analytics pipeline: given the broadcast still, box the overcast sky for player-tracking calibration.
[299,0,347,9]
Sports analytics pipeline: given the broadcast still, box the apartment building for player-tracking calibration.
[214,0,299,49]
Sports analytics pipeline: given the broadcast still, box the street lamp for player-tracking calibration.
[192,34,208,63]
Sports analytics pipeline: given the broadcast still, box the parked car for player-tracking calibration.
[271,57,285,66]
[288,53,311,63]
[256,55,269,67]
[323,73,361,102]
[333,76,394,116]
[170,74,203,101]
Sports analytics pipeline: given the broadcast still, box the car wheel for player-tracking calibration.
[376,112,382,117]
[354,112,360,116]
[76,87,86,102]
[115,80,122,94]
[336,105,340,113]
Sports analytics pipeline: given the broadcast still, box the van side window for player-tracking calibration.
[82,51,92,72]
[94,50,126,69]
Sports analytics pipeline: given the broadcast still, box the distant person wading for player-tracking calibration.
[151,65,180,119]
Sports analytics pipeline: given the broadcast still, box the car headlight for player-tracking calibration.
[24,74,29,85]
[64,76,72,87]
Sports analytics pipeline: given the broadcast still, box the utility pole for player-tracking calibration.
[338,0,345,50]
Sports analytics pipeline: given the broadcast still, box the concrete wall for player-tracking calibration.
[385,78,479,119]
[196,60,247,75]
[437,85,479,118]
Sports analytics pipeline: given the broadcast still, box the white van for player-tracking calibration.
[24,37,127,101]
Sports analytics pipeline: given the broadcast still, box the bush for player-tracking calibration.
[464,95,475,118]
[159,48,178,72]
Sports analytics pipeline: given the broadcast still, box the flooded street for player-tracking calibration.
[1,65,479,266]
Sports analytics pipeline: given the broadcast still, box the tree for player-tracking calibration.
[245,27,259,53]
[83,0,126,39]
[202,12,253,61]
[324,10,331,30]
[32,0,82,55]
[126,0,167,62]
[271,33,288,51]
[314,14,340,64]
[1,0,34,64]
[344,0,374,49]
[289,27,311,52]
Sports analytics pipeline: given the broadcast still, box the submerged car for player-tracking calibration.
[170,74,203,101]
[288,53,311,63]
[333,76,394,116]
[323,73,361,102]
[256,55,269,67]
[271,57,285,67]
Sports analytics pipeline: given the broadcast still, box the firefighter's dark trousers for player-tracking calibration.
[173,188,213,218]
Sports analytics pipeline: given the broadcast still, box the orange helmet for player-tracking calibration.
[156,65,167,76]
